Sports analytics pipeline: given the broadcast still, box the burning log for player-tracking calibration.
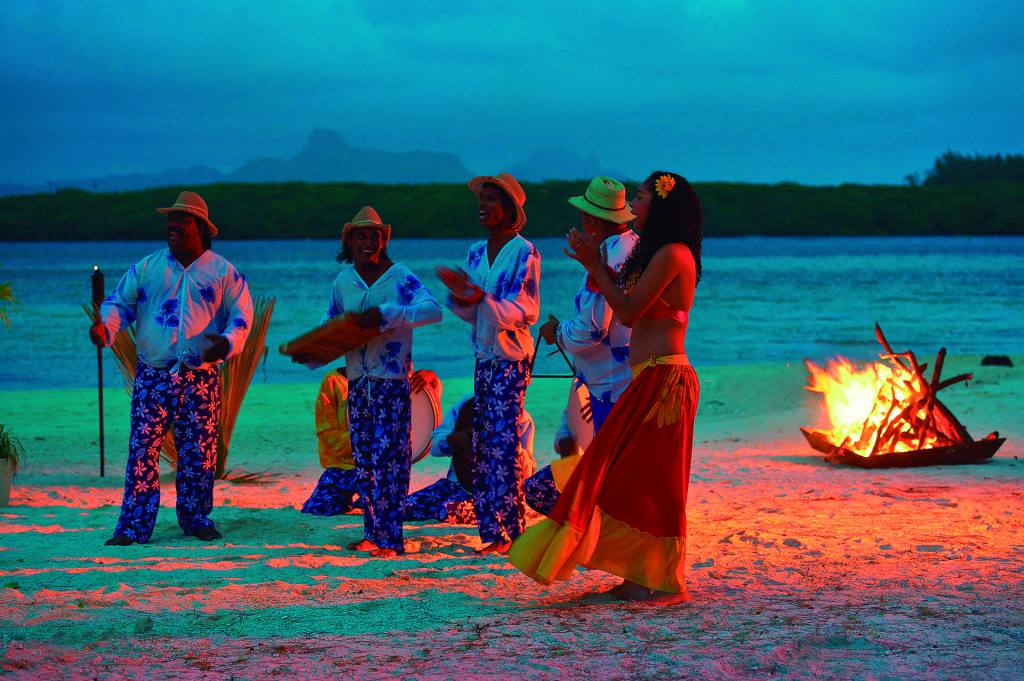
[802,324,1005,468]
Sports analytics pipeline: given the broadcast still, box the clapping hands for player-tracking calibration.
[436,266,484,305]
[564,228,602,272]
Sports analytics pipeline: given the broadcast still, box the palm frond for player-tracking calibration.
[219,469,283,485]
[216,295,275,477]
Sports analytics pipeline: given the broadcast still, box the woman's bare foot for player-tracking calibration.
[648,590,690,606]
[575,587,619,605]
[347,538,376,552]
[474,541,511,555]
[607,580,630,598]
[610,580,655,601]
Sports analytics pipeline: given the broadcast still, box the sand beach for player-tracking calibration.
[1,356,1021,678]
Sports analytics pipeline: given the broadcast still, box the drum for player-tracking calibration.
[567,381,595,452]
[280,316,383,368]
[410,384,443,463]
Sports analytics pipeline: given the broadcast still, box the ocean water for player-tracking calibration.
[0,236,1021,391]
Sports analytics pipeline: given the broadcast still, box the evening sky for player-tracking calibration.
[1,0,1021,185]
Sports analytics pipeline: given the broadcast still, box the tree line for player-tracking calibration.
[1,160,1022,241]
[910,151,1024,186]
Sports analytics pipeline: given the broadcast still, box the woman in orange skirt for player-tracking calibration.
[508,171,702,604]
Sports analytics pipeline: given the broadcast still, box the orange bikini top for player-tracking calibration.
[640,296,688,323]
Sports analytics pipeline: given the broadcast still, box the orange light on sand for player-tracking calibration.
[804,356,942,457]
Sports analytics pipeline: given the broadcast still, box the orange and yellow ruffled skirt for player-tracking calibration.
[509,357,699,594]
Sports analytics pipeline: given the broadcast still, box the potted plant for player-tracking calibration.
[0,424,24,506]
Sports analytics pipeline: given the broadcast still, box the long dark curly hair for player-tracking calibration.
[617,171,703,291]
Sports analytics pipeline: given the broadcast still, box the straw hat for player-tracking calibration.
[468,173,527,231]
[157,191,218,237]
[341,206,391,244]
[568,177,635,225]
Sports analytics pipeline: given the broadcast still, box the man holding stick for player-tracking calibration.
[528,177,637,516]
[88,191,253,546]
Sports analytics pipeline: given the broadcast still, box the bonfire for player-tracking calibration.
[802,324,1005,468]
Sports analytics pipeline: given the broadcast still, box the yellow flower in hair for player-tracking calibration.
[654,174,676,199]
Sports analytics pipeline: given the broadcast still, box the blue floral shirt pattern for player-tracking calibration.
[99,249,254,371]
[447,235,541,361]
[557,230,639,402]
[431,394,536,483]
[323,263,442,381]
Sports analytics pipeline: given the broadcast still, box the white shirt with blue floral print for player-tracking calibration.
[447,235,541,361]
[323,263,442,381]
[99,248,254,371]
[430,394,536,483]
[556,230,639,403]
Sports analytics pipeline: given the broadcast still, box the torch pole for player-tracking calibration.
[92,266,105,477]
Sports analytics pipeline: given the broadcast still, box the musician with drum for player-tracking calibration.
[301,368,442,517]
[406,395,536,525]
[321,206,443,558]
[530,177,638,516]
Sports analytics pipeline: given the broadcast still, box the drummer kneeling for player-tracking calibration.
[406,395,535,525]
[303,368,443,516]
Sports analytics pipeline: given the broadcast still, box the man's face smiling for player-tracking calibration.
[166,212,203,256]
[478,185,513,229]
[350,227,385,267]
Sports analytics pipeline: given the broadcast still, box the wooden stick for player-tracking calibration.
[869,387,900,456]
[875,324,910,371]
[930,348,947,389]
[935,373,973,392]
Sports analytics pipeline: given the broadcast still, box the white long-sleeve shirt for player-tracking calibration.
[431,394,536,484]
[557,230,639,402]
[446,235,541,362]
[99,248,253,371]
[323,263,442,381]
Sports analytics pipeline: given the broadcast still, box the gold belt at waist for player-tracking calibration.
[630,353,690,377]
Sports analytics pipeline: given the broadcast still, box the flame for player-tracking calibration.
[804,357,945,456]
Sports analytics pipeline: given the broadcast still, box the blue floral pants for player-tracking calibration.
[472,358,530,544]
[113,362,220,543]
[406,477,475,524]
[524,465,559,517]
[347,375,412,551]
[302,468,361,516]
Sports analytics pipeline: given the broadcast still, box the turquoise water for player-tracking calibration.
[0,236,1021,390]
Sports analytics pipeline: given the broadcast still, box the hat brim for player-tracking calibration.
[156,207,218,237]
[468,176,527,231]
[568,196,636,225]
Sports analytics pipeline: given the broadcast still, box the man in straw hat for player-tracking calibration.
[316,206,442,557]
[88,190,253,546]
[528,177,638,515]
[436,173,541,554]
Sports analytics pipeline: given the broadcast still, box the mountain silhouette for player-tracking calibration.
[228,129,469,183]
[3,129,471,196]
[0,131,627,196]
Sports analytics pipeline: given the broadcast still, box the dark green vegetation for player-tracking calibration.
[915,151,1024,186]
[3,153,1023,240]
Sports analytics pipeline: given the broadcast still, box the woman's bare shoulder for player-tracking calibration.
[653,242,696,266]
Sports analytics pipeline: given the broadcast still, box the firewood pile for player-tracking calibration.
[802,324,1005,468]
